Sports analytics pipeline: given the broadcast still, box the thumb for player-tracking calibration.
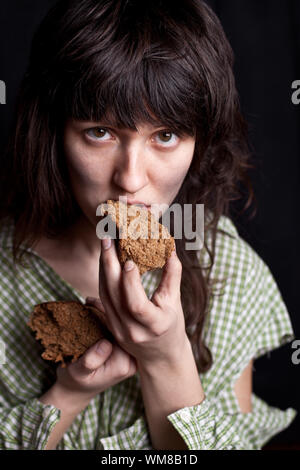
[74,339,113,375]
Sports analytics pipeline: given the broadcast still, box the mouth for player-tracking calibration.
[126,200,151,210]
[103,198,152,211]
[127,200,150,207]
[131,203,150,209]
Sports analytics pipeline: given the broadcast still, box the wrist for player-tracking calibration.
[39,382,93,416]
[137,335,206,423]
[137,334,193,376]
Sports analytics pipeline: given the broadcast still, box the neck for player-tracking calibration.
[33,213,102,261]
[65,214,101,258]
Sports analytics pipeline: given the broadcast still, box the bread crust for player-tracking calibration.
[100,199,175,275]
[27,300,113,367]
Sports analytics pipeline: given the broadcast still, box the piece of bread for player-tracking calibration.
[27,300,114,367]
[99,199,175,275]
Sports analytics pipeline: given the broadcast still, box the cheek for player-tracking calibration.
[68,161,98,190]
[162,169,186,190]
[65,143,107,188]
[160,145,194,197]
[63,141,110,212]
[148,164,188,206]
[65,146,91,184]
[155,154,193,191]
[64,138,86,181]
[65,159,108,219]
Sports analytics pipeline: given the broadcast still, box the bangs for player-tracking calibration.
[59,3,201,137]
[63,58,199,137]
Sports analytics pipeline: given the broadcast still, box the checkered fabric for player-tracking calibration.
[0,215,296,449]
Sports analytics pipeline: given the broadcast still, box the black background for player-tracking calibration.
[0,0,299,448]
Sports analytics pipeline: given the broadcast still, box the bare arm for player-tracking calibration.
[137,338,205,450]
[39,383,92,450]
[138,338,253,450]
[234,359,253,413]
[38,338,137,450]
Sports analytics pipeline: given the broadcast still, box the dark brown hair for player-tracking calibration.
[0,0,256,373]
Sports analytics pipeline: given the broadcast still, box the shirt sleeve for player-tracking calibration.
[0,398,61,449]
[98,374,153,450]
[99,415,153,450]
[166,394,296,450]
[100,233,297,451]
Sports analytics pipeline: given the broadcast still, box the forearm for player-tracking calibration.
[38,383,92,450]
[137,338,205,450]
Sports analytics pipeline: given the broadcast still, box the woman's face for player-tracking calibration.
[64,118,196,226]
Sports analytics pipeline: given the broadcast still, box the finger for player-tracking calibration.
[85,296,105,312]
[99,243,124,337]
[85,299,107,326]
[100,241,148,339]
[121,259,157,327]
[99,238,123,314]
[127,356,138,376]
[100,237,122,311]
[84,300,117,344]
[100,240,141,325]
[71,339,113,376]
[152,250,182,304]
[97,346,137,382]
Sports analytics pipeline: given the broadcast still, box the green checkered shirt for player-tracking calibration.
[0,215,297,449]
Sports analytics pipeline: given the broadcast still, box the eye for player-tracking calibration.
[86,127,112,141]
[154,130,179,147]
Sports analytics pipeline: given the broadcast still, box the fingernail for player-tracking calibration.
[124,260,135,271]
[85,296,97,304]
[96,339,110,354]
[102,237,111,250]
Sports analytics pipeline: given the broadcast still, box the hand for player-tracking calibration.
[89,237,189,368]
[55,338,137,407]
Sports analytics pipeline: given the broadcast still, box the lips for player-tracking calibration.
[126,200,151,208]
[105,198,152,211]
[127,199,149,206]
[129,203,151,212]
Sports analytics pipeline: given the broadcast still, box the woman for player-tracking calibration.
[0,0,296,450]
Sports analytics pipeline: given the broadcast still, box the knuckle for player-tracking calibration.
[153,289,168,305]
[80,355,97,372]
[127,327,137,342]
[104,255,114,268]
[117,359,132,378]
[114,330,124,344]
[130,330,147,344]
[151,323,166,337]
[129,298,147,316]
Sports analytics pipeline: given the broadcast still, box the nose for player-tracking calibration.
[113,143,149,194]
